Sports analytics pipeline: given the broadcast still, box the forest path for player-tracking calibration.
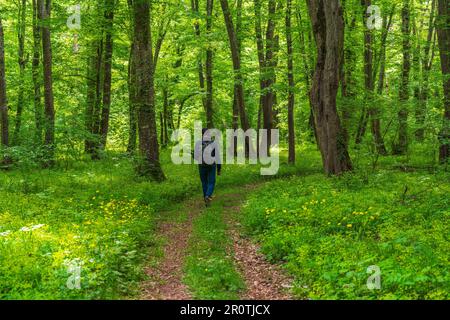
[140,183,293,300]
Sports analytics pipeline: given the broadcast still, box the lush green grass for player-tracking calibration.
[241,151,450,299]
[1,143,447,299]
[183,187,245,300]
[0,148,301,299]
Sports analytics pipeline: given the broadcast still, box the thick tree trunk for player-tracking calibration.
[39,0,55,166]
[100,0,115,150]
[13,0,27,145]
[32,0,43,145]
[132,0,165,181]
[220,0,250,134]
[307,0,352,175]
[286,0,295,164]
[0,17,9,148]
[437,0,450,163]
[393,0,411,155]
[205,0,214,128]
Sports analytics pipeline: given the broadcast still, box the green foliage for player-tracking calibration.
[184,195,244,300]
[241,152,449,299]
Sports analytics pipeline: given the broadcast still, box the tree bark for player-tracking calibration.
[415,0,436,141]
[307,0,352,175]
[13,0,27,145]
[254,0,278,154]
[191,0,207,116]
[127,40,137,154]
[0,17,9,148]
[132,0,165,181]
[205,0,214,128]
[286,0,295,164]
[437,0,450,163]
[365,0,387,155]
[100,0,115,150]
[39,0,55,166]
[393,0,411,155]
[220,0,250,138]
[32,0,43,145]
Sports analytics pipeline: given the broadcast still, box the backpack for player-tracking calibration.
[200,140,216,166]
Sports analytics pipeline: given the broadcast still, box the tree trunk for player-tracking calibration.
[437,0,450,163]
[231,0,242,157]
[307,0,352,175]
[416,0,436,141]
[100,0,115,150]
[0,17,9,148]
[85,40,103,156]
[341,3,357,146]
[364,0,387,155]
[132,0,165,181]
[377,6,395,95]
[205,0,214,128]
[32,0,43,145]
[39,0,55,166]
[13,0,27,145]
[127,39,137,154]
[393,0,411,155]
[220,0,250,144]
[296,8,317,142]
[191,0,207,115]
[286,0,295,164]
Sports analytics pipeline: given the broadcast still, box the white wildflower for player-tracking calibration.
[31,224,45,231]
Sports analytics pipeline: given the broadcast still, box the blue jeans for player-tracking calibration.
[199,165,216,198]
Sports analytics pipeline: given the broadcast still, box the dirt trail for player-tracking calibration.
[141,184,293,300]
[140,200,201,300]
[222,187,293,300]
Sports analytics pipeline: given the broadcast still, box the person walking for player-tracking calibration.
[194,128,221,207]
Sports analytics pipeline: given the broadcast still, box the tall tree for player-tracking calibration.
[220,0,250,150]
[415,0,437,141]
[13,0,27,145]
[437,0,449,162]
[254,0,278,153]
[366,0,388,155]
[341,1,358,146]
[0,17,9,148]
[32,0,43,144]
[39,0,55,166]
[286,0,295,164]
[393,0,411,155]
[99,0,115,150]
[132,0,165,180]
[127,0,137,154]
[205,0,214,128]
[191,0,208,124]
[307,0,352,175]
